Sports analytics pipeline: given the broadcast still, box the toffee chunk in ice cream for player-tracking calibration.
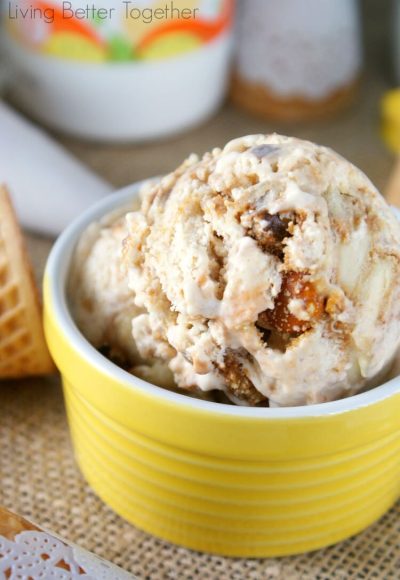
[73,135,400,407]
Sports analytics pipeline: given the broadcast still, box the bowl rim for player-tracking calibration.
[45,181,400,419]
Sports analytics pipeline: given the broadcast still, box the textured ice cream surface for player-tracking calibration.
[69,198,175,390]
[121,134,400,407]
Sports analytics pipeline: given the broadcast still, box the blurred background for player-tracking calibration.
[0,0,398,240]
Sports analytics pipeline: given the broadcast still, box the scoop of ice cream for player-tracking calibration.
[69,203,175,389]
[122,134,400,406]
[70,210,141,364]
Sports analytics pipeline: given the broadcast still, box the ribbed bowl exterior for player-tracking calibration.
[44,291,400,557]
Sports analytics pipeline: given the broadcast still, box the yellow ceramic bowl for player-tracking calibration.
[44,183,400,558]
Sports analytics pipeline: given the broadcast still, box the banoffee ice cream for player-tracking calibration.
[72,135,400,407]
[69,204,175,390]
[70,212,139,364]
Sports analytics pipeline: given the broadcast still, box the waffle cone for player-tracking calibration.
[0,506,39,540]
[0,186,55,378]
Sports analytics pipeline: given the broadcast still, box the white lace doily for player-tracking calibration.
[0,530,135,579]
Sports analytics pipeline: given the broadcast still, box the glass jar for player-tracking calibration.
[231,0,362,122]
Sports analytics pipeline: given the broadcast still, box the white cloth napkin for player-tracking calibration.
[0,101,112,236]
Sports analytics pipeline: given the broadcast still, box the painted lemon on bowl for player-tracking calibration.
[138,31,202,60]
[43,32,107,61]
